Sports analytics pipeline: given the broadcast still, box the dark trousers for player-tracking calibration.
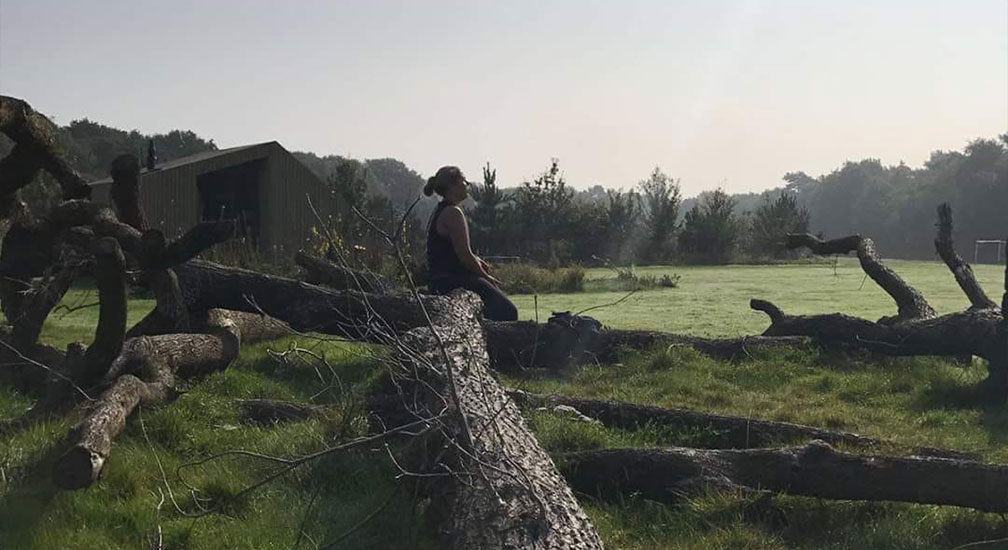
[429,274,518,321]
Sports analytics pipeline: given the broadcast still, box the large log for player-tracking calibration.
[390,290,603,549]
[563,441,1008,513]
[0,95,91,201]
[508,389,880,448]
[935,203,997,310]
[485,314,809,370]
[53,325,240,490]
[170,259,452,338]
[785,233,936,323]
[763,207,1007,398]
[751,299,1002,359]
[295,250,392,294]
[169,261,808,369]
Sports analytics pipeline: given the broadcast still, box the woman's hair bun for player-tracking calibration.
[423,176,437,197]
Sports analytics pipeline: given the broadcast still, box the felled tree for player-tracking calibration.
[751,203,1007,399]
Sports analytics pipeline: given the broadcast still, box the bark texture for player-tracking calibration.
[295,251,392,294]
[763,207,1007,398]
[53,328,240,490]
[935,203,997,310]
[563,441,1008,512]
[0,95,91,202]
[784,233,935,323]
[387,290,604,549]
[170,259,452,338]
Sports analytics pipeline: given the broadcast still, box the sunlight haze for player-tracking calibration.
[1,0,1005,195]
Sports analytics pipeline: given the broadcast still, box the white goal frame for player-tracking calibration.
[974,239,1006,263]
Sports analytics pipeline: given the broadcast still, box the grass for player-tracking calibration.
[510,257,1005,336]
[2,258,1006,549]
[0,336,439,549]
[505,344,1008,549]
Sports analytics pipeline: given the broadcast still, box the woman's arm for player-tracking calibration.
[438,206,502,286]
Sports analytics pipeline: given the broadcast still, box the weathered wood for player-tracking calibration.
[0,95,91,201]
[752,299,1002,359]
[507,390,881,448]
[108,154,148,232]
[295,250,392,294]
[0,143,42,196]
[767,212,1007,398]
[53,328,240,490]
[78,238,128,383]
[785,233,936,323]
[935,203,997,310]
[392,290,604,549]
[171,259,452,338]
[485,314,810,370]
[563,441,1008,512]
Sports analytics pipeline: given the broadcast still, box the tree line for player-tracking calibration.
[5,113,1003,265]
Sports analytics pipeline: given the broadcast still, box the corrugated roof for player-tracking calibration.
[87,141,276,185]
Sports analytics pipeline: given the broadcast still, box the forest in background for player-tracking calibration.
[1,115,1003,265]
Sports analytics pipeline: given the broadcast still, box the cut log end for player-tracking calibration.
[53,446,103,490]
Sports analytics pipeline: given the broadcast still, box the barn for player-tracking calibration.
[88,141,336,254]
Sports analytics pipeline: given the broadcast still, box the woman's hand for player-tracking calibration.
[478,257,492,273]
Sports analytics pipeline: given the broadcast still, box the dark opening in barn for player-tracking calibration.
[197,158,265,243]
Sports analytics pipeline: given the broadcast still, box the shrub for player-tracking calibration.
[595,256,680,291]
[494,262,586,294]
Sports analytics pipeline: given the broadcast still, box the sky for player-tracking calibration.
[1,0,1005,196]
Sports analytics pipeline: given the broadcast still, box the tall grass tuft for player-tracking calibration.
[495,263,586,294]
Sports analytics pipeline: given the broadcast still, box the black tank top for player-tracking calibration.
[426,201,468,279]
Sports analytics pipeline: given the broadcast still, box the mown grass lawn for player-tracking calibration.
[2,259,1006,549]
[510,257,1005,336]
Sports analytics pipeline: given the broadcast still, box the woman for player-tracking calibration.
[424,165,518,321]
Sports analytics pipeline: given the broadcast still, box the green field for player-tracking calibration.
[511,257,1005,336]
[3,258,1007,549]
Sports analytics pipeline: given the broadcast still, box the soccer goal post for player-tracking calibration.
[974,239,1007,263]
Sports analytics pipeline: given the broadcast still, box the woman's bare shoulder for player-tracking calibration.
[440,205,466,222]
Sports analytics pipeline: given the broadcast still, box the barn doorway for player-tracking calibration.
[197,158,266,244]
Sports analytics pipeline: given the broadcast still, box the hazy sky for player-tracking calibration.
[1,0,1005,195]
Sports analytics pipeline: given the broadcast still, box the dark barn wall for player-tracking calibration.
[89,142,336,253]
[260,142,337,254]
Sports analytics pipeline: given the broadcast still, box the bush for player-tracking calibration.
[596,257,680,291]
[494,263,586,294]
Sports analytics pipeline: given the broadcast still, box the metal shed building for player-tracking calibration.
[89,141,335,254]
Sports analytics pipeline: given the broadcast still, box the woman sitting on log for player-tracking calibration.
[423,165,518,321]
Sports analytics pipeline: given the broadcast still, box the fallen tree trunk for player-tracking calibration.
[295,251,392,294]
[485,316,810,370]
[52,325,240,490]
[168,259,449,339]
[508,390,880,448]
[758,205,1007,398]
[563,441,1008,512]
[0,95,91,202]
[165,262,809,368]
[385,291,604,549]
